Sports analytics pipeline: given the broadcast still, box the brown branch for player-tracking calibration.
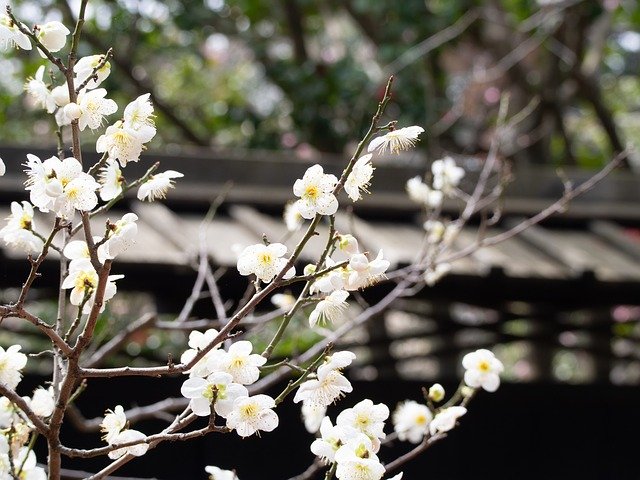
[0,384,50,436]
[282,0,308,64]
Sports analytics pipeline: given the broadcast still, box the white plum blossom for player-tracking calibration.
[0,201,44,255]
[338,234,359,255]
[100,405,127,444]
[429,406,467,436]
[137,170,183,201]
[24,65,56,113]
[24,155,99,217]
[99,160,125,201]
[180,328,222,378]
[346,250,390,290]
[301,402,326,433]
[181,371,248,418]
[77,88,118,131]
[236,242,294,283]
[293,164,338,219]
[35,21,69,54]
[205,466,239,480]
[209,340,267,385]
[6,447,47,480]
[310,416,358,463]
[432,156,465,194]
[309,290,349,327]
[123,93,156,141]
[0,15,31,50]
[283,201,303,232]
[226,394,279,437]
[310,257,346,294]
[108,429,149,459]
[0,345,28,389]
[0,157,4,176]
[30,387,55,417]
[336,399,389,443]
[61,259,122,314]
[97,120,146,166]
[103,213,138,259]
[368,126,424,155]
[462,349,504,392]
[294,352,356,406]
[63,238,107,267]
[392,400,432,444]
[63,102,82,121]
[406,176,443,208]
[345,154,374,202]
[334,433,385,480]
[74,54,111,89]
[270,292,296,310]
[51,85,70,108]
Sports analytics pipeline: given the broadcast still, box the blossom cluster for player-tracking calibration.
[0,346,51,479]
[179,330,277,437]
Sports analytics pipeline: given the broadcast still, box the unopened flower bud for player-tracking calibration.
[36,21,70,52]
[51,85,70,107]
[428,383,445,403]
[63,102,81,120]
[304,264,316,276]
[461,385,475,398]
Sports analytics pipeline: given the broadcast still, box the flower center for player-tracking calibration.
[416,414,427,425]
[304,185,319,200]
[258,252,273,265]
[478,360,490,372]
[19,213,32,230]
[239,403,258,419]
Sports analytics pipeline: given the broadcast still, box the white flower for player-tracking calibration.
[310,416,358,463]
[209,340,267,385]
[346,250,390,290]
[108,429,149,459]
[30,387,55,417]
[345,154,374,202]
[429,406,467,436]
[51,85,70,108]
[77,88,118,131]
[317,351,356,377]
[0,158,4,176]
[462,349,504,392]
[226,394,279,437]
[180,328,222,378]
[424,263,451,286]
[24,66,56,113]
[63,102,82,121]
[293,368,353,407]
[97,120,145,166]
[406,176,443,208]
[283,201,303,232]
[0,15,32,50]
[336,399,389,442]
[301,402,326,433]
[423,220,446,244]
[99,160,124,201]
[428,383,445,402]
[236,242,294,283]
[310,257,346,294]
[431,156,465,194]
[123,93,156,142]
[35,21,69,53]
[293,164,338,219]
[181,371,248,418]
[392,400,432,444]
[61,259,122,314]
[103,213,138,259]
[74,54,111,89]
[205,466,239,480]
[0,201,43,255]
[309,290,349,327]
[338,234,359,255]
[11,448,46,480]
[63,238,107,267]
[137,170,183,201]
[368,126,424,155]
[270,292,296,310]
[334,434,385,480]
[0,345,28,390]
[100,405,127,444]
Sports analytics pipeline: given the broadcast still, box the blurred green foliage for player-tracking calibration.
[1,0,640,168]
